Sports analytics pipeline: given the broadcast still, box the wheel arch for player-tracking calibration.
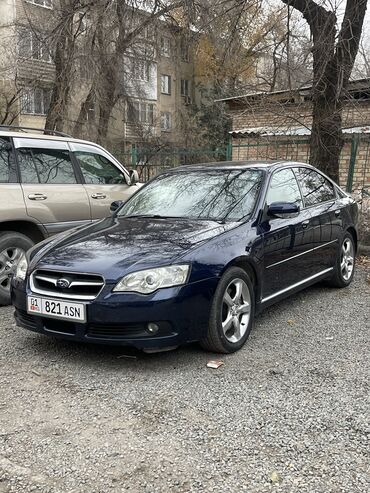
[0,221,46,243]
[222,257,261,301]
[346,226,358,252]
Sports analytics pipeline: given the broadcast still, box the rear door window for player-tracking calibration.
[295,168,335,206]
[15,139,77,184]
[0,137,17,183]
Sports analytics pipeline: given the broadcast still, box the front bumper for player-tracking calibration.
[11,278,218,350]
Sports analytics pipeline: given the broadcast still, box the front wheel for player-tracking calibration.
[200,267,255,354]
[328,233,356,288]
[0,232,34,306]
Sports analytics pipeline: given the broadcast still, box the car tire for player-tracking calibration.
[0,232,34,306]
[327,232,356,288]
[200,267,255,354]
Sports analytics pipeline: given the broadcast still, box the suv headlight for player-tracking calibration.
[113,265,190,294]
[15,253,28,281]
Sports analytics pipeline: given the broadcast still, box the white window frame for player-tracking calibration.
[128,101,155,125]
[160,112,172,131]
[20,87,52,115]
[161,74,171,95]
[161,36,171,57]
[26,0,53,9]
[18,28,52,63]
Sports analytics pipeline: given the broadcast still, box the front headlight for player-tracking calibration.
[15,253,28,281]
[113,264,190,294]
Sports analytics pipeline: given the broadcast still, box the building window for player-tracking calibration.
[180,40,189,62]
[161,37,171,57]
[160,112,171,131]
[161,75,171,95]
[130,59,150,82]
[21,87,52,115]
[128,101,154,125]
[180,79,190,97]
[18,29,52,62]
[26,0,53,8]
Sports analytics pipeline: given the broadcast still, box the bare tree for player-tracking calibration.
[72,0,188,146]
[44,0,94,131]
[278,0,368,181]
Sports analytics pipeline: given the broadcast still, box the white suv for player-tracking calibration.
[0,125,140,305]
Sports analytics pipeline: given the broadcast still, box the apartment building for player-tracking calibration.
[0,0,54,127]
[0,0,200,151]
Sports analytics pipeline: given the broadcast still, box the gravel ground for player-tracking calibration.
[0,267,369,493]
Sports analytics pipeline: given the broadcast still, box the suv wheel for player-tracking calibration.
[0,232,34,306]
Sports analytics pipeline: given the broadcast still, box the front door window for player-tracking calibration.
[266,168,302,206]
[74,151,126,185]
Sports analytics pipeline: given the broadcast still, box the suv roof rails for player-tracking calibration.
[0,125,72,138]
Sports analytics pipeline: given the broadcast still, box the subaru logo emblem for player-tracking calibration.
[56,278,70,289]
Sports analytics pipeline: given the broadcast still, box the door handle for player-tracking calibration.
[334,209,341,217]
[91,193,107,199]
[302,219,310,229]
[28,193,47,201]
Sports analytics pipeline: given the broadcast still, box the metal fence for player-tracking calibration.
[230,133,370,194]
[110,136,369,197]
[113,146,229,182]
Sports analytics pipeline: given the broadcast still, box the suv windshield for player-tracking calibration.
[118,168,263,222]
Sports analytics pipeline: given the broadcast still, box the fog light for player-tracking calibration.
[147,323,159,334]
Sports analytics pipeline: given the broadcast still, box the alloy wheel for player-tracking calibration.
[221,278,251,343]
[340,238,354,281]
[0,247,25,294]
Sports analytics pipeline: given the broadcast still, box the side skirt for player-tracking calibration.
[255,267,333,313]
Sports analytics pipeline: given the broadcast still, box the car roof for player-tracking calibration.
[0,129,100,148]
[167,160,315,172]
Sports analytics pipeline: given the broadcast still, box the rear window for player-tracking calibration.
[17,147,77,184]
[295,167,335,206]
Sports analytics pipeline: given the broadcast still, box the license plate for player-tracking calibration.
[27,296,86,323]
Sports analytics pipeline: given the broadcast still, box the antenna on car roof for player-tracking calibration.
[0,125,72,138]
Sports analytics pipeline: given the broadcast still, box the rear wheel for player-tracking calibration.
[0,232,34,306]
[328,232,355,288]
[200,267,255,353]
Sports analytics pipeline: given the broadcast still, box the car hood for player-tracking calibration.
[31,216,237,282]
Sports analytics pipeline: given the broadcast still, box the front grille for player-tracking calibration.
[30,269,104,300]
[87,324,148,339]
[87,322,173,340]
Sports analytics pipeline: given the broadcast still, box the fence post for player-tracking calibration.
[131,145,138,167]
[346,134,359,192]
[226,140,233,161]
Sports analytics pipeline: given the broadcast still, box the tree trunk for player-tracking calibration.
[73,84,95,138]
[45,6,75,132]
[280,0,367,181]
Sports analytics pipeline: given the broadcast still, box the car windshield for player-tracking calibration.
[118,168,263,222]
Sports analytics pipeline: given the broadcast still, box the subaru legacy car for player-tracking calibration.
[11,161,358,354]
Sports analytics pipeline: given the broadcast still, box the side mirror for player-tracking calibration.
[110,200,123,214]
[129,169,139,185]
[267,202,300,218]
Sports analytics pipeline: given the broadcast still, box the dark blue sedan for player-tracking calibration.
[11,161,358,353]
